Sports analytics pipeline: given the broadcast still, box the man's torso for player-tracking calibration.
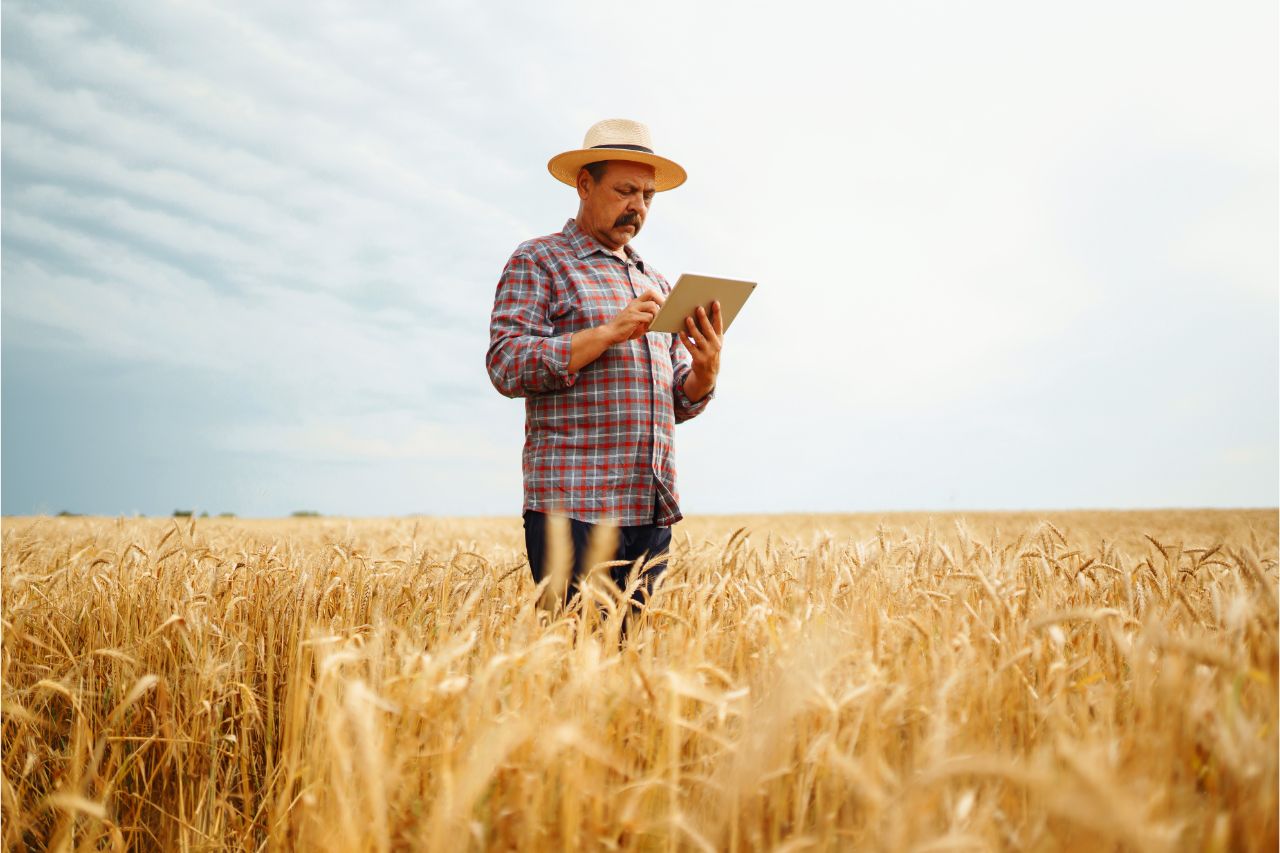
[511,220,683,526]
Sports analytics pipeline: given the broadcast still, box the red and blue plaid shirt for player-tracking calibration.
[486,218,714,526]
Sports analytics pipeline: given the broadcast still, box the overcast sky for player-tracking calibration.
[2,0,1276,517]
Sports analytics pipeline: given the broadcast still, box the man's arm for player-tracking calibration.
[486,254,578,398]
[682,371,715,404]
[672,302,722,422]
[487,256,668,397]
[568,290,666,372]
[567,326,614,374]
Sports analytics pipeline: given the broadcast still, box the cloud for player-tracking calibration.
[216,414,507,463]
[3,0,1275,515]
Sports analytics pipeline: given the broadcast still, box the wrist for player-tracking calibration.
[569,325,617,374]
[684,369,716,402]
[600,322,626,346]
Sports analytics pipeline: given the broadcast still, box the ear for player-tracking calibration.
[576,168,592,201]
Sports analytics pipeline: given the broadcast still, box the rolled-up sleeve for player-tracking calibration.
[670,332,714,422]
[486,253,578,398]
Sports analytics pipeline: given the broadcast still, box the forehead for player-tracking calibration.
[606,160,657,188]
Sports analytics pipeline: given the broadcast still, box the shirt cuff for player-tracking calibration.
[543,333,578,389]
[676,376,714,417]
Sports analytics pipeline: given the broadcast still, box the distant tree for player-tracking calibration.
[200,511,209,518]
[56,510,81,517]
[218,512,236,518]
[291,510,322,518]
[173,510,193,518]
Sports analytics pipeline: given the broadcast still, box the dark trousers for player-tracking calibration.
[522,509,672,613]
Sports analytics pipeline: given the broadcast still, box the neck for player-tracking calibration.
[575,215,627,258]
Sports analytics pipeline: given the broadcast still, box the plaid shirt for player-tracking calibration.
[486,218,714,526]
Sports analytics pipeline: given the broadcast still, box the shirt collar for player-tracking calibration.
[562,218,646,271]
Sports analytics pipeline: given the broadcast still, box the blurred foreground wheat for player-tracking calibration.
[2,510,1276,851]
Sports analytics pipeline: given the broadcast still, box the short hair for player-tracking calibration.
[582,161,609,183]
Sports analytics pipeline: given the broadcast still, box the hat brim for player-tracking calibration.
[548,148,687,192]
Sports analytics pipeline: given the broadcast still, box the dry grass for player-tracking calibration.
[2,509,1276,851]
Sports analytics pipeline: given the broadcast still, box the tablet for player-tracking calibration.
[649,273,756,335]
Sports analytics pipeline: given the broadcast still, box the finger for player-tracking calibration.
[698,305,722,348]
[695,307,718,345]
[639,289,665,305]
[628,308,656,328]
[712,300,724,336]
[686,314,707,347]
[696,306,727,345]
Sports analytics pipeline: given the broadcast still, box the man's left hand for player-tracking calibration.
[679,301,723,397]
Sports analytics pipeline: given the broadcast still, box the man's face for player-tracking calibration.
[576,160,658,251]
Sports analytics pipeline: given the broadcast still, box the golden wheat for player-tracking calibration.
[1,510,1276,851]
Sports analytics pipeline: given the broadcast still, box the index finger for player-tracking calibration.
[712,300,724,335]
[638,289,665,305]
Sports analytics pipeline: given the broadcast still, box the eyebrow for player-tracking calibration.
[616,182,657,193]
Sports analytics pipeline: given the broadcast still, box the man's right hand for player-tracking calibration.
[568,290,666,375]
[604,290,665,344]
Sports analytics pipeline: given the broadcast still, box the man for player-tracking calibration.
[486,118,724,617]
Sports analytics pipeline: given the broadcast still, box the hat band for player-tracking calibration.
[589,143,654,154]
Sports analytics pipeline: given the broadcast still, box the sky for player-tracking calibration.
[2,0,1276,517]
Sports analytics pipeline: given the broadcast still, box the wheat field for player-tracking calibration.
[1,510,1276,851]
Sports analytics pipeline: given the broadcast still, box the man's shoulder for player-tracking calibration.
[508,229,575,265]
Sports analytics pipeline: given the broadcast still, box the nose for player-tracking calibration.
[628,194,647,217]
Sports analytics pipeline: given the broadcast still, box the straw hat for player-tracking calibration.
[547,118,687,192]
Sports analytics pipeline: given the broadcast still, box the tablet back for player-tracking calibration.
[649,273,757,334]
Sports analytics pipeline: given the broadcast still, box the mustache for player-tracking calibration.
[613,212,641,229]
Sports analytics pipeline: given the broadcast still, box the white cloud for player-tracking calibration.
[216,413,506,463]
[3,0,1275,514]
